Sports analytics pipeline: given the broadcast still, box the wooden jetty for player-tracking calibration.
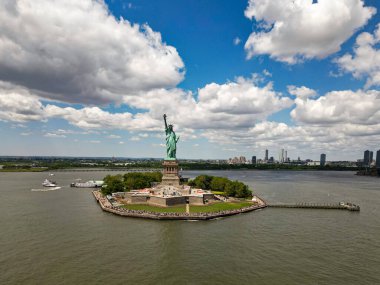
[267,202,360,211]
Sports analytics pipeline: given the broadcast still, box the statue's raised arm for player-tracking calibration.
[163,114,168,131]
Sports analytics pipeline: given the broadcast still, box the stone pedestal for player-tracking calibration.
[161,160,180,186]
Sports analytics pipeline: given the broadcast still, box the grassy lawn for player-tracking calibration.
[121,204,186,213]
[189,202,253,213]
[211,191,225,195]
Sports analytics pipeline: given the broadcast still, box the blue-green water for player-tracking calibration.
[0,170,379,284]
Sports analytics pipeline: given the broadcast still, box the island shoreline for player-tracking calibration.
[92,190,267,221]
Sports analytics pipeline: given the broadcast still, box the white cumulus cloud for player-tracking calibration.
[44,133,66,138]
[0,0,184,104]
[288,85,317,99]
[233,37,241,45]
[244,0,375,63]
[335,24,380,88]
[107,134,122,139]
[0,75,294,132]
[122,76,293,130]
[291,89,380,125]
[0,82,45,122]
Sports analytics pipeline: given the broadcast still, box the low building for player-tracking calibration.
[307,161,320,166]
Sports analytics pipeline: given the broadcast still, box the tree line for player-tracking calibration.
[100,172,252,199]
[188,175,252,198]
[101,172,162,195]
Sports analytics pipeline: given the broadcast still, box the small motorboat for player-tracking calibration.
[42,179,57,187]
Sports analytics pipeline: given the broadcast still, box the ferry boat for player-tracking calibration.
[42,179,57,187]
[70,180,104,188]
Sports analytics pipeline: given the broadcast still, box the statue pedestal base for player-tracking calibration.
[161,160,180,187]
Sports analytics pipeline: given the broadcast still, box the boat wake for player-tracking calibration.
[31,187,61,192]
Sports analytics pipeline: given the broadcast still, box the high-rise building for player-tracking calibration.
[252,156,256,165]
[265,149,268,161]
[369,151,373,165]
[285,150,288,162]
[364,150,370,166]
[279,149,285,163]
[320,153,326,166]
[376,150,380,168]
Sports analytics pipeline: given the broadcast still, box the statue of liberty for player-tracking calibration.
[163,114,179,160]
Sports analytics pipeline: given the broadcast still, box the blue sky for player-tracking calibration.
[0,0,380,160]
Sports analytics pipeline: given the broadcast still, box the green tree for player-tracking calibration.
[235,182,251,198]
[210,177,229,191]
[224,181,238,197]
[190,175,213,189]
[188,175,252,198]
[123,172,162,191]
[102,174,124,195]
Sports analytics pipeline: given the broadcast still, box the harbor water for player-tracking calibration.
[0,170,379,284]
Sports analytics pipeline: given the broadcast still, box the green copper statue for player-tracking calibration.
[163,114,179,160]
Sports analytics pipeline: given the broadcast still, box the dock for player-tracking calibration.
[267,202,360,211]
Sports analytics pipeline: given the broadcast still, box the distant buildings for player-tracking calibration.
[277,149,290,163]
[359,149,379,175]
[363,150,373,167]
[279,149,285,163]
[228,156,247,164]
[320,153,326,166]
[225,149,370,168]
[363,150,369,166]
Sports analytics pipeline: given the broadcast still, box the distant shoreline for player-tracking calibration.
[0,167,362,173]
[0,157,362,172]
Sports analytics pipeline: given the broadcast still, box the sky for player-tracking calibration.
[0,0,380,161]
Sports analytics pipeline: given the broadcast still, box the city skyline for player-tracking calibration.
[0,0,380,160]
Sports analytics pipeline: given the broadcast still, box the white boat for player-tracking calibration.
[42,179,57,187]
[70,180,104,188]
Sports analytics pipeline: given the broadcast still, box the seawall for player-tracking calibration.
[93,191,267,221]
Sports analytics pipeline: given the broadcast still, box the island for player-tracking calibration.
[92,114,266,220]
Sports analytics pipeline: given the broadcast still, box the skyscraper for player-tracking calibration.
[376,150,380,168]
[265,149,268,161]
[320,153,326,166]
[280,149,285,163]
[364,150,370,166]
[252,156,256,165]
[369,151,373,165]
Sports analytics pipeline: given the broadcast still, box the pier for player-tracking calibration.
[267,202,360,211]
